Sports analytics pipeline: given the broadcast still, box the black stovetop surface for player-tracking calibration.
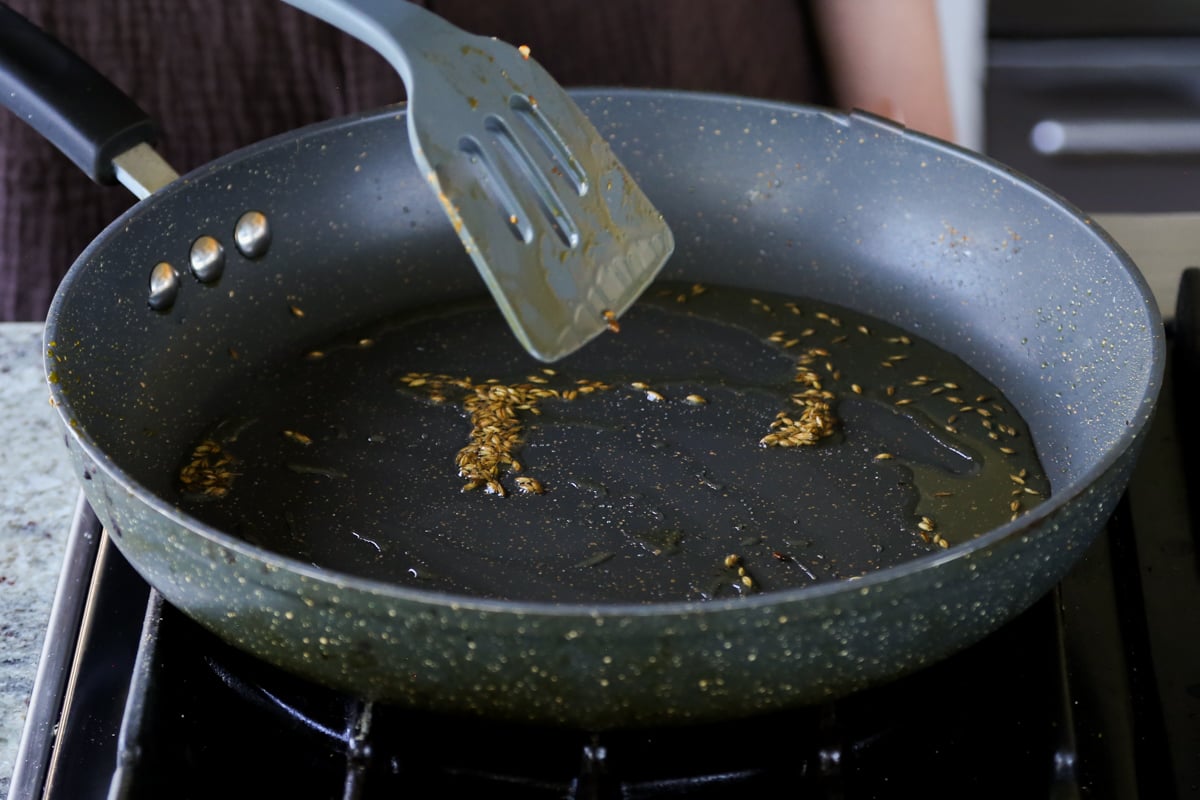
[11,272,1200,800]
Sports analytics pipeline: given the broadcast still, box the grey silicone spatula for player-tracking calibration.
[281,0,674,362]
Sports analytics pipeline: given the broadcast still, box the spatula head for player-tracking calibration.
[402,33,674,362]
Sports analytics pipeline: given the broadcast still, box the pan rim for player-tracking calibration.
[44,90,1167,619]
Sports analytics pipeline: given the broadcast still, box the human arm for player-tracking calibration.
[810,0,957,142]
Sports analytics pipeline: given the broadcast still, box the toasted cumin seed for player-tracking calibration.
[282,430,312,445]
[514,476,544,495]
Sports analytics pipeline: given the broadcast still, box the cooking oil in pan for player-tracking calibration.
[177,282,1048,604]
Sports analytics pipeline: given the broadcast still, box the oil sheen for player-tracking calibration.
[177,282,1049,604]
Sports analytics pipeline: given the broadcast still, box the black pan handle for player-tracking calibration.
[0,3,159,185]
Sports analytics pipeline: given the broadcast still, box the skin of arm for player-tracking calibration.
[811,0,957,143]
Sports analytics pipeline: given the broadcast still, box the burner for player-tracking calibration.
[17,530,1085,799]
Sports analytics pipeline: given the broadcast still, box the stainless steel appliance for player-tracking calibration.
[986,0,1200,212]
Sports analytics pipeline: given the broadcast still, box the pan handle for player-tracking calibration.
[0,3,176,196]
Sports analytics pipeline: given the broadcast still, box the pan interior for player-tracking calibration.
[171,280,1047,604]
[45,92,1160,610]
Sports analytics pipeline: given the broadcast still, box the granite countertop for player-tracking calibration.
[0,324,77,799]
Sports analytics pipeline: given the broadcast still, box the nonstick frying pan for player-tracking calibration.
[6,9,1163,729]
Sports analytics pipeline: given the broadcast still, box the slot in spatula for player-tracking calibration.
[281,0,675,362]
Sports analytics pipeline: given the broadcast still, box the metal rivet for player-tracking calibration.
[148,262,180,310]
[233,211,271,258]
[189,235,225,282]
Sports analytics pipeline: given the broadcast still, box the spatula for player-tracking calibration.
[281,0,675,362]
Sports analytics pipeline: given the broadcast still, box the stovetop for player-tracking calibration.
[8,272,1200,800]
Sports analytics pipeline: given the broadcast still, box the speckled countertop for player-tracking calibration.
[0,324,78,799]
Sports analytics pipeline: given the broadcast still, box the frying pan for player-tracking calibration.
[6,9,1163,729]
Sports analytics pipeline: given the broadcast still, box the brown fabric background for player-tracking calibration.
[0,1,824,321]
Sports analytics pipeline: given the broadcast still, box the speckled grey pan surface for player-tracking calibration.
[44,91,1164,729]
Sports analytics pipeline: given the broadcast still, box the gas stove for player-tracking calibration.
[8,268,1200,800]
